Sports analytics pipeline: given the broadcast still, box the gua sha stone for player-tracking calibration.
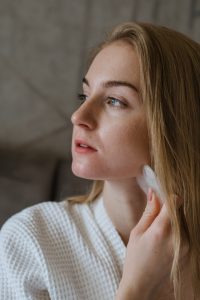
[136,165,165,204]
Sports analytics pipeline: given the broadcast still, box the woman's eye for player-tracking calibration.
[107,97,127,108]
[77,93,87,103]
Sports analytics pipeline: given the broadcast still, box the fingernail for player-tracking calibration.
[148,188,153,201]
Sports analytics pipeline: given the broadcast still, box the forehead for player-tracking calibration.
[86,41,140,86]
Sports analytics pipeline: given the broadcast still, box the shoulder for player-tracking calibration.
[1,201,64,236]
[0,202,60,255]
[0,200,80,242]
[0,199,94,250]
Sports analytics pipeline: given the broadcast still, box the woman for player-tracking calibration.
[0,22,199,300]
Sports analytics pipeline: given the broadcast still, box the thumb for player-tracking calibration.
[134,189,161,235]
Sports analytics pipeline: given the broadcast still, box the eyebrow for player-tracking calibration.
[82,77,139,93]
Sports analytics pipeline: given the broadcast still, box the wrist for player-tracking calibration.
[115,287,134,300]
[115,283,141,300]
[115,281,150,300]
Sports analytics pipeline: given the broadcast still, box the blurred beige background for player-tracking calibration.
[0,0,200,226]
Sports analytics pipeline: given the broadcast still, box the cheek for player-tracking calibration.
[102,120,150,165]
[105,119,148,149]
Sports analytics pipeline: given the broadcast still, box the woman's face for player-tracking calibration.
[71,41,151,180]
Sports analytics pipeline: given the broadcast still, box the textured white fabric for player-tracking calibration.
[0,194,126,300]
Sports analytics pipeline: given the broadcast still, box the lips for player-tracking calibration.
[75,139,95,149]
[75,139,97,153]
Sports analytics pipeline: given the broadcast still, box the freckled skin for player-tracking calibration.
[71,41,151,180]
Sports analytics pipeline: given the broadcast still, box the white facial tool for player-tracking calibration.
[136,165,165,204]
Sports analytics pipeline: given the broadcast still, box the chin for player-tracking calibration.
[71,163,101,180]
[71,165,128,181]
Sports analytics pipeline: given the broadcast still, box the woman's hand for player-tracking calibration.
[116,190,180,300]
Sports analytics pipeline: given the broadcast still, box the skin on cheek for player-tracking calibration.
[100,117,150,178]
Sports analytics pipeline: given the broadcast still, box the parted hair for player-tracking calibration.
[67,22,200,299]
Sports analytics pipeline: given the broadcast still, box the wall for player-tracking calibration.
[0,0,199,224]
[0,0,199,158]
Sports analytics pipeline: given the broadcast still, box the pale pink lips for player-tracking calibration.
[74,139,97,154]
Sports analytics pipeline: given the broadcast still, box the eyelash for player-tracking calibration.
[77,93,87,103]
[107,97,127,108]
[77,93,127,108]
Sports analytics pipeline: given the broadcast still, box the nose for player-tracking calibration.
[71,100,97,129]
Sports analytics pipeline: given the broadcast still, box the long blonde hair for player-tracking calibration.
[68,22,200,299]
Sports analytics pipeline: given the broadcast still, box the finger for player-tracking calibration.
[150,202,171,235]
[152,193,183,230]
[133,189,161,235]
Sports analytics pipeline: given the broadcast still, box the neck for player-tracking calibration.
[102,178,147,246]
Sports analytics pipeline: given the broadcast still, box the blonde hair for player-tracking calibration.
[68,22,200,299]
